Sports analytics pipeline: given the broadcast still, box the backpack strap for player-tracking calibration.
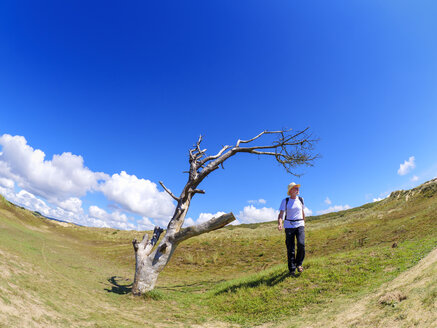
[299,196,304,206]
[285,197,289,220]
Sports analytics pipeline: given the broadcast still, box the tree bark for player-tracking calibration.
[132,212,235,295]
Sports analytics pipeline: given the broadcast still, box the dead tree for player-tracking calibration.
[132,128,318,295]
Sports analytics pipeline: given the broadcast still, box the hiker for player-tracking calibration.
[278,182,306,275]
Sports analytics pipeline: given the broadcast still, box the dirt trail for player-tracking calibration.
[324,247,437,328]
[294,247,437,328]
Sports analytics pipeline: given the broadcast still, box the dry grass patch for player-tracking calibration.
[378,290,407,306]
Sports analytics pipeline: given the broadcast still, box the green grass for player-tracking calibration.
[0,180,436,327]
[205,238,436,326]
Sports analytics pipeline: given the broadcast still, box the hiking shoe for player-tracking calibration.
[289,270,296,277]
[297,266,303,273]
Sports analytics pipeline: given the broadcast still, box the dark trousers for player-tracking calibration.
[285,226,305,272]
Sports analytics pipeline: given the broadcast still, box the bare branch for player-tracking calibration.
[196,134,203,147]
[195,148,207,156]
[236,130,266,146]
[251,150,277,156]
[197,129,307,172]
[173,213,235,243]
[195,127,318,181]
[190,188,205,195]
[199,145,232,166]
[159,181,180,201]
[234,128,309,151]
[132,239,139,252]
[132,232,149,252]
[144,226,164,256]
[236,129,292,147]
[194,136,207,157]
[139,232,149,248]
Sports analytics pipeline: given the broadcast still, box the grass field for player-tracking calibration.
[0,179,436,327]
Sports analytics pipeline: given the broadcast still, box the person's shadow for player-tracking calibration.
[105,276,132,294]
[215,270,292,295]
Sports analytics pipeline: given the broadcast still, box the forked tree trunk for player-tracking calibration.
[132,209,235,294]
[131,129,317,295]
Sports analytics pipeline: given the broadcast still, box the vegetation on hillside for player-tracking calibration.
[0,179,436,327]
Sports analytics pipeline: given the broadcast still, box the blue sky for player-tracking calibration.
[1,1,436,230]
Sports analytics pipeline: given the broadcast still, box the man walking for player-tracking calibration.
[278,182,306,275]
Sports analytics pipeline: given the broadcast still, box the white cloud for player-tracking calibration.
[196,211,227,224]
[88,205,136,230]
[411,175,419,182]
[4,189,72,221]
[248,199,267,205]
[185,210,256,228]
[99,171,175,220]
[11,189,52,215]
[237,205,279,224]
[324,197,332,205]
[304,207,313,216]
[0,134,108,202]
[49,206,82,222]
[0,134,179,228]
[86,218,110,228]
[88,205,107,220]
[183,217,195,227]
[317,204,351,215]
[0,188,92,226]
[373,193,390,202]
[0,177,14,189]
[184,211,235,227]
[0,186,14,200]
[136,217,155,231]
[398,156,416,176]
[0,176,161,231]
[58,197,83,214]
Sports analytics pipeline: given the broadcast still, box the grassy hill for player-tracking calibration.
[0,179,436,327]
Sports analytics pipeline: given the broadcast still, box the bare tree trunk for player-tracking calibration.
[131,129,318,295]
[132,211,235,295]
[132,227,164,294]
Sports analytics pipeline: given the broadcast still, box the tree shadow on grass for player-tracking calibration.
[161,279,227,292]
[215,270,294,295]
[105,276,132,295]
